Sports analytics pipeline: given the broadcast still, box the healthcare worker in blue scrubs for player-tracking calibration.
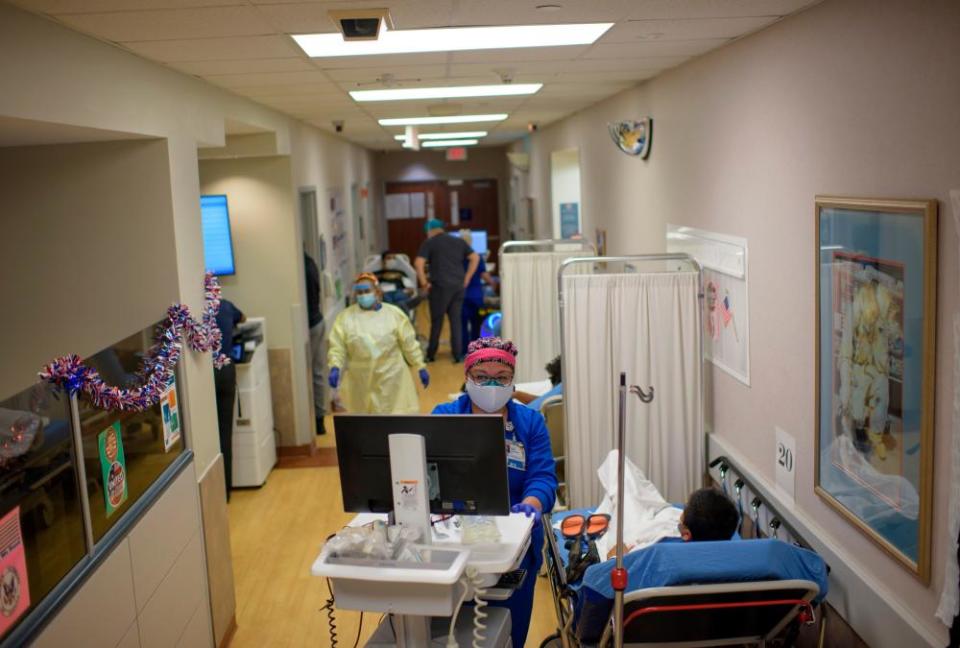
[432,336,557,648]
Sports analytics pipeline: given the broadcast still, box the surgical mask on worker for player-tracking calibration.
[466,378,514,413]
[356,293,377,310]
[385,259,399,270]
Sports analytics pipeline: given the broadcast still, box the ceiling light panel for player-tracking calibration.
[393,131,488,140]
[378,114,507,126]
[292,23,613,58]
[421,139,479,147]
[351,83,541,102]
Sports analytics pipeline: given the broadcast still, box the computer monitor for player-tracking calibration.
[334,415,509,516]
[453,229,488,255]
[200,194,236,276]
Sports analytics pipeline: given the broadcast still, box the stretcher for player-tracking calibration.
[540,508,829,648]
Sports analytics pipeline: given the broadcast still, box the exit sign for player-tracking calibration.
[445,147,468,161]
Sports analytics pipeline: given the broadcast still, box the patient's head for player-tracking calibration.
[679,488,738,541]
[545,355,562,386]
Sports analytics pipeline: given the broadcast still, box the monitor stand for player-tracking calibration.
[388,433,432,545]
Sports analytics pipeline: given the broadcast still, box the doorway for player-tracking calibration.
[384,178,501,261]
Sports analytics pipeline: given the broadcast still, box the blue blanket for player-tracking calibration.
[550,510,829,643]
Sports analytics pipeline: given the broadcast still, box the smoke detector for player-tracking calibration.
[328,8,393,41]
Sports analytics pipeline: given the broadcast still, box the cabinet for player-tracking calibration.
[232,317,276,487]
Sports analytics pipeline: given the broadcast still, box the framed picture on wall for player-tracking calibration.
[814,195,937,583]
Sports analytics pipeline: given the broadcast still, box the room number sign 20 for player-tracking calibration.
[774,426,796,503]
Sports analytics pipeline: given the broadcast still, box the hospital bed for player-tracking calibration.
[540,507,828,648]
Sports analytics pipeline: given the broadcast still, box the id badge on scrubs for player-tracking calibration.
[506,439,526,471]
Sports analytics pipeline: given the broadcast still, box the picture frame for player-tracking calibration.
[814,196,937,583]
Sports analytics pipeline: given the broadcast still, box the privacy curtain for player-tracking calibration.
[501,250,587,383]
[562,271,702,508]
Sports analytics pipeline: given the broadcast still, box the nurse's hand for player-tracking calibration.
[328,367,340,389]
[419,368,430,388]
[511,502,541,528]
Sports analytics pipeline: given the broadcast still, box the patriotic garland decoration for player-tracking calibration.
[38,273,229,412]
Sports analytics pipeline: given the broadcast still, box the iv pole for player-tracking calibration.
[612,372,654,648]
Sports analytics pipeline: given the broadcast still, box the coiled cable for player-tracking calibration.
[467,567,488,648]
[322,578,339,647]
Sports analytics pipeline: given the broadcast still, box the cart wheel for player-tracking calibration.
[538,633,563,648]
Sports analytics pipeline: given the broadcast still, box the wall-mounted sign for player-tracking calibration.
[0,507,29,637]
[160,378,181,452]
[98,421,128,517]
[608,118,652,159]
[445,147,468,161]
[560,202,580,239]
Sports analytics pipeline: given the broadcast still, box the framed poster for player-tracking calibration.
[815,196,937,583]
[666,225,750,385]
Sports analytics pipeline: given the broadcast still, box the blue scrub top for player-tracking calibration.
[432,394,558,568]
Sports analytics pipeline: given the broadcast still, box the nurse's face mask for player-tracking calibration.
[354,283,377,310]
[466,363,514,413]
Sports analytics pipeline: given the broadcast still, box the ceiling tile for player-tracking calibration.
[624,0,819,20]
[203,69,335,88]
[11,0,237,13]
[323,64,450,82]
[448,0,635,26]
[534,82,631,98]
[558,56,688,72]
[122,34,299,61]
[251,3,338,33]
[447,61,573,77]
[552,69,658,83]
[250,0,456,29]
[582,38,730,59]
[450,45,592,64]
[603,16,778,42]
[169,58,313,76]
[229,83,346,98]
[310,52,449,69]
[55,6,270,42]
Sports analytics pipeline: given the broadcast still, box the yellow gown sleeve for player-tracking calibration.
[395,307,425,370]
[327,310,348,369]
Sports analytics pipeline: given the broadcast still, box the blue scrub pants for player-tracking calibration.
[461,297,484,356]
[487,543,538,647]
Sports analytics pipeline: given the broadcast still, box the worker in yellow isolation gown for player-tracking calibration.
[327,272,429,413]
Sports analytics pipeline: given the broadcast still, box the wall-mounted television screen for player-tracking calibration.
[200,194,236,276]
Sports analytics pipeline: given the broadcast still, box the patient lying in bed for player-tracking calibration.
[606,487,740,558]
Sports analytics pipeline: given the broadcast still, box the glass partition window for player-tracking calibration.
[77,322,186,542]
[0,383,86,640]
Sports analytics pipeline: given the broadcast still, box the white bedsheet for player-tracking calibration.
[593,450,681,560]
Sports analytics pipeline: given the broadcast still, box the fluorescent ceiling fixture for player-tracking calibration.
[421,139,479,147]
[394,131,488,141]
[379,114,506,126]
[292,23,613,58]
[351,83,541,102]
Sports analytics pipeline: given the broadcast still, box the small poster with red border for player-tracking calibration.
[0,507,30,636]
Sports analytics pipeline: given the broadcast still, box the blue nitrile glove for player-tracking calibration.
[511,502,541,528]
[328,367,340,389]
[419,368,430,388]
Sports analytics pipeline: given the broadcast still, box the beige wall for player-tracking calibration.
[199,156,299,349]
[0,139,177,398]
[0,2,377,644]
[516,0,960,645]
[33,463,211,648]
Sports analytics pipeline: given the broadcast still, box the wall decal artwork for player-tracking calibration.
[608,118,652,159]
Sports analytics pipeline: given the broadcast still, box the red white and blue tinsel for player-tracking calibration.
[39,273,230,412]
